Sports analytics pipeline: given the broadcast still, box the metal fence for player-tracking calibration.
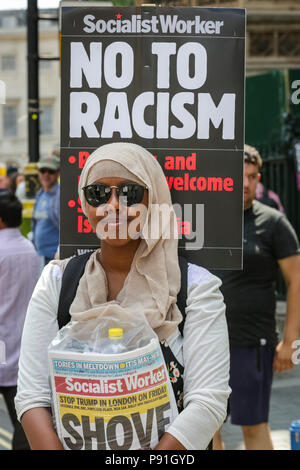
[259,143,299,233]
[257,142,299,299]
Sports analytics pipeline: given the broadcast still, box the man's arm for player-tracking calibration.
[275,255,300,372]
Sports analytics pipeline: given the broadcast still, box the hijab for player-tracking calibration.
[56,142,182,341]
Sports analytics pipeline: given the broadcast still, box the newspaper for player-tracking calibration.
[49,337,178,450]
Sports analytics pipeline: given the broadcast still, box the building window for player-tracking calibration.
[249,30,300,58]
[40,104,53,136]
[39,60,52,70]
[1,16,17,29]
[1,56,16,71]
[249,32,275,57]
[278,32,300,57]
[3,105,17,137]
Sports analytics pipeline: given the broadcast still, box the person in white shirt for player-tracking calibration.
[0,191,40,449]
[16,143,230,450]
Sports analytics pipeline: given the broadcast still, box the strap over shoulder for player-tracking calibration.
[57,252,189,334]
[57,252,93,329]
[177,255,188,335]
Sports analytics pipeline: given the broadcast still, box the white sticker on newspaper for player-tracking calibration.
[49,337,178,450]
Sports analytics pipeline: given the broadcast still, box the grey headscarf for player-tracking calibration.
[59,142,183,341]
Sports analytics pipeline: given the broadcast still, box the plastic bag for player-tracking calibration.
[48,304,178,450]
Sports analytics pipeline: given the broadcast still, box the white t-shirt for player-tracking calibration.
[15,261,231,450]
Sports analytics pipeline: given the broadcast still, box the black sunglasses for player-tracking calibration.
[39,168,57,175]
[82,183,148,207]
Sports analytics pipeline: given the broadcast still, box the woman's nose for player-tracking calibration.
[106,188,120,210]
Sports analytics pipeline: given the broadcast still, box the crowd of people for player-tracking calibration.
[0,152,60,449]
[0,143,299,451]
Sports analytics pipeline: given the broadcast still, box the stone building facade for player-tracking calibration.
[0,9,60,169]
[134,0,300,74]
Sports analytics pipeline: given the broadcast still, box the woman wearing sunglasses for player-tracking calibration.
[16,143,230,450]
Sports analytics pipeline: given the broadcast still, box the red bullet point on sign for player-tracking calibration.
[69,156,76,164]
[68,200,76,208]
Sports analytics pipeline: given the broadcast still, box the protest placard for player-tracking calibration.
[60,4,246,269]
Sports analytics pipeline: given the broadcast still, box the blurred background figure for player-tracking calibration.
[5,166,26,200]
[256,181,286,214]
[6,166,18,179]
[243,145,285,214]
[0,190,40,450]
[32,153,60,265]
[7,171,19,194]
[14,173,26,200]
[0,164,8,189]
[0,175,7,189]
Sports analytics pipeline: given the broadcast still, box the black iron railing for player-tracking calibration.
[255,142,299,299]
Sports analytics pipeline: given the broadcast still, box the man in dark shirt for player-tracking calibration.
[214,145,300,450]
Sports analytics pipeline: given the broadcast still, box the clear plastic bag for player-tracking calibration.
[48,304,178,450]
[50,307,155,355]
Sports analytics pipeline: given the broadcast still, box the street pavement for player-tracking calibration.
[0,395,13,450]
[222,304,300,450]
[221,367,300,450]
[0,304,299,451]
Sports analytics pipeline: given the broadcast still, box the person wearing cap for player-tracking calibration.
[213,144,300,450]
[32,153,60,265]
[6,165,19,178]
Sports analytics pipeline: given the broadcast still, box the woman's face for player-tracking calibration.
[84,177,149,248]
